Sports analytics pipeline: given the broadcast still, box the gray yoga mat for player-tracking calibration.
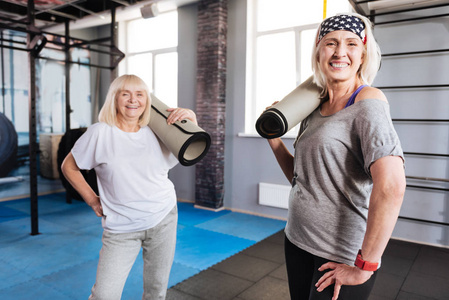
[255,76,321,139]
[149,94,211,166]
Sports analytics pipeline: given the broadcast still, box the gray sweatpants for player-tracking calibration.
[88,206,177,300]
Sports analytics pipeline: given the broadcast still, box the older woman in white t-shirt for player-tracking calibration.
[61,74,196,300]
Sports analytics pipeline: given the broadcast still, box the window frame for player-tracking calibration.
[244,0,351,137]
[118,12,178,105]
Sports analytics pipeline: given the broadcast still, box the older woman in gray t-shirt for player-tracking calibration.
[267,13,405,300]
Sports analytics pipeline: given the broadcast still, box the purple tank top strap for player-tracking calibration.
[344,85,367,108]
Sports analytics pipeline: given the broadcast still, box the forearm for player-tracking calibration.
[61,153,98,205]
[361,188,403,262]
[361,156,405,263]
[267,138,294,183]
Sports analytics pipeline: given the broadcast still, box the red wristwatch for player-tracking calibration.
[354,250,378,271]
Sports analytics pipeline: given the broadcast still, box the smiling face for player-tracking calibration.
[115,88,148,125]
[318,30,365,85]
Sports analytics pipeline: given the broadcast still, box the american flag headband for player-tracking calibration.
[317,15,367,45]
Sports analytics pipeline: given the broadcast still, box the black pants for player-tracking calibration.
[284,237,377,300]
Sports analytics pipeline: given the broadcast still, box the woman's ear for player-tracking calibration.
[361,47,366,64]
[358,51,365,71]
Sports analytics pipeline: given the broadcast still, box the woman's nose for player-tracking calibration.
[334,44,347,57]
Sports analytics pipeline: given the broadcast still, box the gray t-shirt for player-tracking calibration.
[285,98,404,266]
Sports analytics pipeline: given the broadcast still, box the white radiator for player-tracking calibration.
[258,182,290,209]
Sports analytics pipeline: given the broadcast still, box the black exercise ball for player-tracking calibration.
[0,112,18,178]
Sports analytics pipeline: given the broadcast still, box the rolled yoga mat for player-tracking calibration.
[255,76,321,139]
[149,94,211,166]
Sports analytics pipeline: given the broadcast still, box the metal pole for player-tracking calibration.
[65,20,72,204]
[399,216,449,227]
[110,5,118,80]
[406,176,449,183]
[375,13,449,25]
[404,152,449,158]
[9,38,15,123]
[1,31,5,113]
[27,0,39,235]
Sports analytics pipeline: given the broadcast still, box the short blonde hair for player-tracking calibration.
[98,74,152,127]
[311,13,381,97]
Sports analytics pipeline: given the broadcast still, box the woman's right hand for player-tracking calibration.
[267,136,283,147]
[264,101,279,112]
[87,195,103,217]
[166,107,198,125]
[61,153,104,217]
[262,101,295,183]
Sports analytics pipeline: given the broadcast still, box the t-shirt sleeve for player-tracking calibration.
[71,123,102,170]
[356,99,405,177]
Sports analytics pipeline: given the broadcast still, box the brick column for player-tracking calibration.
[195,0,227,209]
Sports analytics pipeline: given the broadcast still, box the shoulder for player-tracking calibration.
[89,122,109,130]
[83,122,112,138]
[140,125,155,138]
[91,122,114,132]
[355,86,388,103]
[140,125,151,133]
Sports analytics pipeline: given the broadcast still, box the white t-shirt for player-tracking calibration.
[71,122,179,233]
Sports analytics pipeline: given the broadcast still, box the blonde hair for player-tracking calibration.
[311,13,381,97]
[98,74,152,127]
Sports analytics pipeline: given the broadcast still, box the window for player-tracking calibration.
[119,11,178,108]
[0,30,92,136]
[39,46,92,132]
[246,0,351,135]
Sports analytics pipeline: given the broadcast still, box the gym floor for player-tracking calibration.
[1,192,448,300]
[0,192,285,299]
[167,231,449,300]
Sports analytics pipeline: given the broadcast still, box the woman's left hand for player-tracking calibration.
[315,262,373,300]
[166,108,198,125]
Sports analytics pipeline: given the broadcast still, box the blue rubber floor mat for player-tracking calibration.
[196,212,286,241]
[175,226,255,270]
[0,205,28,223]
[177,201,231,226]
[0,193,286,299]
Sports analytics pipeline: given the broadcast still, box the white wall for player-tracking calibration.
[373,7,449,246]
[223,0,291,219]
[169,3,198,202]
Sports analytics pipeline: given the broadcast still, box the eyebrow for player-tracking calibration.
[121,89,144,93]
[324,37,361,42]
